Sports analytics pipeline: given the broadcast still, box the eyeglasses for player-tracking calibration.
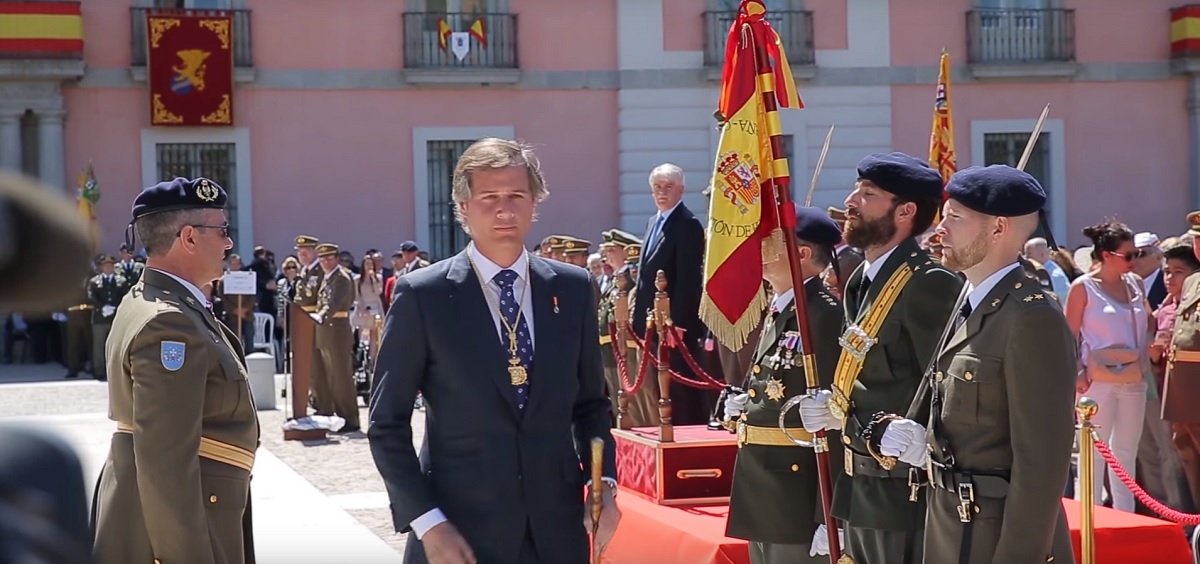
[1108,249,1147,262]
[182,223,230,238]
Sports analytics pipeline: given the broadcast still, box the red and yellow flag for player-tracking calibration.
[701,0,803,350]
[437,18,451,51]
[929,49,957,194]
[469,18,487,48]
[0,2,83,57]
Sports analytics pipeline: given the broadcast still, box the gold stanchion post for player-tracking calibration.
[614,274,632,430]
[653,270,673,443]
[1076,396,1099,564]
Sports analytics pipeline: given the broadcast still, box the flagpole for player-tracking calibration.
[747,13,841,562]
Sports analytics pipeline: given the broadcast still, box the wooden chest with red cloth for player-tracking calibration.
[612,425,738,505]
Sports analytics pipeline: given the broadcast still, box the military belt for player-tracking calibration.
[830,265,914,420]
[736,422,811,447]
[115,422,255,472]
[845,450,911,478]
[927,463,1009,499]
[1173,349,1200,363]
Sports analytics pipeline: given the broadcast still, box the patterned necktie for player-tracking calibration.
[494,269,533,410]
[646,214,667,250]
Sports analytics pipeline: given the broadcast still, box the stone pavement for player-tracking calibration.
[0,362,421,562]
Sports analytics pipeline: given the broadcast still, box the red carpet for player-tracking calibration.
[604,490,1192,564]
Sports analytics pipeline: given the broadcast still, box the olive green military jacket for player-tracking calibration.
[727,277,846,544]
[1165,273,1200,423]
[91,268,260,564]
[923,265,1076,564]
[598,269,635,368]
[293,260,325,311]
[832,237,963,530]
[316,266,355,322]
[88,273,129,324]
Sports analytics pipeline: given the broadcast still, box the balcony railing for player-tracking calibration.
[703,10,815,68]
[966,8,1074,64]
[402,12,518,69]
[130,7,253,68]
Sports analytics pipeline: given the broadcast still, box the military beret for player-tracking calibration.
[945,165,1045,217]
[856,153,943,202]
[316,243,339,257]
[400,240,419,252]
[131,177,226,220]
[294,235,319,249]
[1187,210,1200,236]
[794,206,842,247]
[625,244,642,265]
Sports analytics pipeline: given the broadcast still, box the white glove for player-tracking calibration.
[101,305,115,317]
[723,392,749,421]
[809,523,846,557]
[879,418,929,467]
[798,390,843,433]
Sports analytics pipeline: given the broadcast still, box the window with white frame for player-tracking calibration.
[982,131,1052,238]
[426,140,474,260]
[155,143,240,245]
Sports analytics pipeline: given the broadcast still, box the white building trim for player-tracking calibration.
[969,118,1067,242]
[411,126,515,249]
[139,127,253,256]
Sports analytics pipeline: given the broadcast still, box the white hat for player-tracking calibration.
[1134,232,1160,248]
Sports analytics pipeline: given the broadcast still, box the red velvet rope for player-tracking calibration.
[606,321,649,395]
[619,323,725,391]
[1093,437,1200,524]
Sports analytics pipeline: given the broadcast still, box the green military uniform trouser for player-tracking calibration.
[314,317,359,428]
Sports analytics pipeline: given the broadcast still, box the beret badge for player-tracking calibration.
[196,179,219,203]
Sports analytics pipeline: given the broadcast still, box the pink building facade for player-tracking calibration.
[3,0,1197,259]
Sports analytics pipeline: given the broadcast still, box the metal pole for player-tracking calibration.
[1076,396,1099,564]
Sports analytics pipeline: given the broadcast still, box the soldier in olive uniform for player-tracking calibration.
[64,277,93,379]
[725,207,846,563]
[92,177,259,564]
[312,243,360,432]
[870,166,1076,564]
[88,256,129,382]
[1164,213,1200,509]
[798,153,962,564]
[597,230,657,427]
[117,243,145,285]
[291,235,329,412]
[559,236,591,267]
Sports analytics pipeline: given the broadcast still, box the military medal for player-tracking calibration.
[764,378,786,401]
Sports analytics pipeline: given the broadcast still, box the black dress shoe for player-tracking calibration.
[335,426,361,434]
[64,373,78,379]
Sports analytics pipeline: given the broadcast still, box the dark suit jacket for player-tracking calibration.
[1148,269,1166,311]
[368,249,616,564]
[632,203,706,339]
[726,277,845,544]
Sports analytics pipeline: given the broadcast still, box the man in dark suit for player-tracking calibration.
[724,207,846,563]
[633,163,710,426]
[1133,232,1167,309]
[369,137,620,564]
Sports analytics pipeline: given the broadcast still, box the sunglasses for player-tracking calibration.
[181,222,230,237]
[1108,249,1148,262]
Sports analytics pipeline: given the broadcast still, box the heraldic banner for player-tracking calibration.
[147,11,234,126]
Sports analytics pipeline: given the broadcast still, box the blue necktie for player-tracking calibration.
[494,269,533,409]
[646,214,666,250]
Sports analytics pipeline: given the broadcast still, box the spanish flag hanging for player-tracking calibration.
[700,0,804,350]
[147,10,234,126]
[437,18,451,51]
[929,49,957,199]
[0,2,83,58]
[469,18,487,48]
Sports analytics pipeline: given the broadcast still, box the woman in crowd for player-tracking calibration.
[274,255,302,372]
[1066,220,1157,512]
[353,254,384,371]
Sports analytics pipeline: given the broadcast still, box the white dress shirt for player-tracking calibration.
[862,245,899,284]
[964,262,1022,312]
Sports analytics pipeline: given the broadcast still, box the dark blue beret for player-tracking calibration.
[400,240,419,252]
[131,177,227,220]
[794,206,842,247]
[945,165,1045,217]
[856,152,944,202]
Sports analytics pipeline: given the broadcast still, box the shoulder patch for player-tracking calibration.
[160,340,186,371]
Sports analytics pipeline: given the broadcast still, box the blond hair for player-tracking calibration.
[452,138,548,231]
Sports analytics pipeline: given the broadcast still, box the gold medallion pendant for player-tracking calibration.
[764,378,787,401]
[508,358,528,385]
